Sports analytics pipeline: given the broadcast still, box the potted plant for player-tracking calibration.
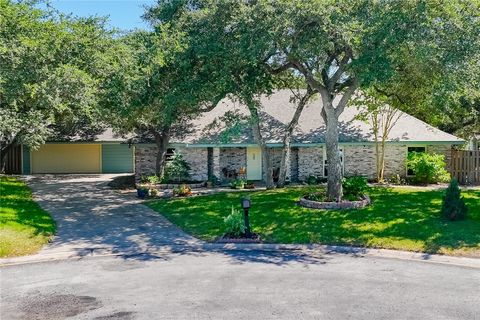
[230,178,246,189]
[136,185,149,199]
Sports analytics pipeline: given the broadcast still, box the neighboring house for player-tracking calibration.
[135,90,464,182]
[5,129,134,174]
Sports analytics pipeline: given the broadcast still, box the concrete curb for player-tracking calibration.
[1,243,479,269]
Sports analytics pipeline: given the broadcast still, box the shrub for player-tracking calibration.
[146,175,160,184]
[306,175,317,185]
[441,178,468,221]
[304,189,327,202]
[407,152,450,184]
[387,174,406,185]
[342,176,368,200]
[224,207,245,237]
[173,184,192,197]
[230,178,246,189]
[164,152,191,183]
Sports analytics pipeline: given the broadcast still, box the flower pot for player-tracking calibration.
[137,189,148,199]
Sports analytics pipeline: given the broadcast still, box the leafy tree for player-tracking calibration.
[354,92,401,182]
[183,0,479,200]
[101,25,227,179]
[0,0,111,171]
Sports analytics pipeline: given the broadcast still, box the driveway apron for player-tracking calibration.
[27,175,201,256]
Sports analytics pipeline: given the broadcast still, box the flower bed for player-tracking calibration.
[155,182,205,190]
[299,195,371,210]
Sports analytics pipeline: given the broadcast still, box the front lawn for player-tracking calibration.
[147,186,480,256]
[0,176,56,257]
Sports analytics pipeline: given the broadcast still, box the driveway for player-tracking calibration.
[27,174,201,256]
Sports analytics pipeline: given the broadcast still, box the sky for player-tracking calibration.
[46,0,155,31]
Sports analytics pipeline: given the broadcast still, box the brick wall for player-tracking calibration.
[135,145,208,181]
[297,147,324,181]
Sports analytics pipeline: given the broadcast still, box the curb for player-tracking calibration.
[1,243,479,269]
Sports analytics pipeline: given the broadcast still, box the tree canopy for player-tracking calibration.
[0,0,112,169]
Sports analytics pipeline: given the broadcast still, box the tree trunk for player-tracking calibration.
[153,129,170,179]
[324,109,343,201]
[277,135,291,188]
[247,101,275,189]
[0,140,16,174]
[277,89,312,187]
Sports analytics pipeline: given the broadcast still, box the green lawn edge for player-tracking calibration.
[0,176,56,257]
[147,186,480,257]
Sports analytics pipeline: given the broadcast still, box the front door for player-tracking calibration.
[247,146,262,180]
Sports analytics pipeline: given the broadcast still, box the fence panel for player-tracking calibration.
[450,150,480,185]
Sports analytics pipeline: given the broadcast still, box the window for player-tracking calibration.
[407,146,426,175]
[165,148,175,162]
[323,147,344,177]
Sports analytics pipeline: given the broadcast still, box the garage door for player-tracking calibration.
[31,144,101,174]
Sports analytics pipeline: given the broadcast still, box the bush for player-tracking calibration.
[306,175,317,185]
[441,178,468,221]
[164,152,191,183]
[173,184,192,197]
[224,206,245,237]
[342,176,368,200]
[387,174,406,185]
[146,175,161,184]
[304,189,327,202]
[407,152,450,184]
[230,178,246,189]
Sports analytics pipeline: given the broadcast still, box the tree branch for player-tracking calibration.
[335,78,359,117]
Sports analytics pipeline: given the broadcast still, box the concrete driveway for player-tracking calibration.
[26,174,200,256]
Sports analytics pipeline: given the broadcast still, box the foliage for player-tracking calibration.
[407,152,450,184]
[342,176,368,200]
[0,177,55,257]
[164,152,191,183]
[386,174,406,186]
[173,184,192,197]
[306,175,318,185]
[0,0,111,170]
[143,175,161,184]
[148,187,480,256]
[148,0,480,199]
[304,189,327,202]
[230,178,246,189]
[441,179,468,221]
[223,207,245,237]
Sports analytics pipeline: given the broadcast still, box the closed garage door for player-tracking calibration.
[102,144,134,173]
[31,144,101,174]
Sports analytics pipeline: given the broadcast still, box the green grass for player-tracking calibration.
[0,176,56,257]
[147,186,480,256]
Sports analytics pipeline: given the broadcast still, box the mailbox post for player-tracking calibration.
[241,197,251,237]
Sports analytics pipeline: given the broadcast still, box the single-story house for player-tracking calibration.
[5,90,463,180]
[135,90,464,182]
[4,129,134,175]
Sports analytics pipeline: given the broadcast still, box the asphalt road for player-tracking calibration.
[1,249,479,320]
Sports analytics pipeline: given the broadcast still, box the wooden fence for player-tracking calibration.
[2,145,22,174]
[450,150,480,185]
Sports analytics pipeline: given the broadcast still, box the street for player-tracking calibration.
[1,249,479,320]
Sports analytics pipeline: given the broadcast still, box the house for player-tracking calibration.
[5,129,134,175]
[135,90,464,182]
[6,90,463,180]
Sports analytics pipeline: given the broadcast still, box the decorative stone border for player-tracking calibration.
[299,195,371,210]
[153,182,205,190]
